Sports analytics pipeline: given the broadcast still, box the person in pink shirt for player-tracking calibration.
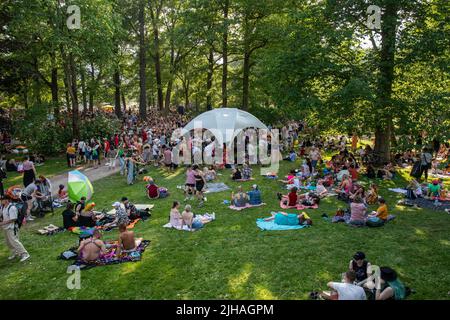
[349,195,367,227]
[185,166,196,201]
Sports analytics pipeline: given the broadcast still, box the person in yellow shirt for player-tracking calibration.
[369,198,388,221]
[67,143,76,167]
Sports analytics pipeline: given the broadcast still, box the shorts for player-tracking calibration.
[69,154,76,159]
[195,181,204,192]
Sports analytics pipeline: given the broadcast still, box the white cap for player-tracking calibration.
[112,202,121,207]
[252,184,258,189]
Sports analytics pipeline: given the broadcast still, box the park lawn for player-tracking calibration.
[3,156,69,189]
[0,161,449,300]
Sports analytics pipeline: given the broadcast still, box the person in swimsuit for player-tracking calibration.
[117,224,137,255]
[77,230,107,263]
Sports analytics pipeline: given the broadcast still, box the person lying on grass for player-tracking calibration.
[231,186,249,207]
[181,204,214,231]
[247,184,262,206]
[116,223,136,255]
[319,270,366,300]
[77,229,107,263]
[263,211,312,226]
[349,252,374,289]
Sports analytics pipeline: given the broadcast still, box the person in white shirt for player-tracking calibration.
[0,196,30,262]
[321,270,366,300]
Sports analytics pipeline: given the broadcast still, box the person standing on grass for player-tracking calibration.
[22,156,37,187]
[420,147,432,181]
[0,195,30,262]
[66,143,76,168]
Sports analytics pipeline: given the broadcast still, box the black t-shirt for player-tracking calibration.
[62,209,77,229]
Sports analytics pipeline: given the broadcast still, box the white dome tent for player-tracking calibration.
[181,108,268,145]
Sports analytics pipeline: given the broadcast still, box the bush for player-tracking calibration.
[13,104,120,156]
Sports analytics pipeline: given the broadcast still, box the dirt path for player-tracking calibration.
[49,164,120,195]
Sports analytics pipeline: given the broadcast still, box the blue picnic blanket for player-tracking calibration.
[256,219,310,231]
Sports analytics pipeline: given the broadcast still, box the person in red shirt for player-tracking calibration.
[288,187,299,206]
[103,138,110,159]
[146,180,159,199]
[348,164,359,181]
[114,134,119,147]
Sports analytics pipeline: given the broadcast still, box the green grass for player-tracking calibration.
[3,156,69,189]
[0,160,449,300]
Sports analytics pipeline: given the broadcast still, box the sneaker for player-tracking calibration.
[20,254,30,262]
[211,212,216,220]
[8,254,17,260]
[26,216,35,221]
[204,197,207,202]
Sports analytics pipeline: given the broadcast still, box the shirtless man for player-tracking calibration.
[117,224,136,255]
[77,230,106,263]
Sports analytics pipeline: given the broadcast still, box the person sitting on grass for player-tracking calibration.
[376,267,407,300]
[315,180,328,198]
[348,164,359,181]
[349,184,365,202]
[365,164,376,179]
[278,187,298,207]
[231,186,249,207]
[247,184,262,206]
[181,204,214,231]
[242,163,253,180]
[365,183,379,204]
[367,198,388,226]
[204,166,217,182]
[231,166,243,180]
[77,229,107,263]
[283,150,297,162]
[348,195,367,227]
[336,166,350,181]
[145,177,169,199]
[116,223,136,255]
[335,174,353,198]
[62,202,78,229]
[319,270,366,300]
[263,211,312,226]
[297,192,321,207]
[104,202,130,229]
[349,252,374,289]
[77,202,103,228]
[427,179,441,199]
[57,184,69,203]
[169,201,183,228]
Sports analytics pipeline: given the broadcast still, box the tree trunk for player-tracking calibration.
[122,92,127,111]
[184,79,190,109]
[138,0,147,119]
[80,63,87,114]
[221,0,229,108]
[242,51,250,110]
[373,2,398,163]
[164,79,173,112]
[206,47,214,110]
[150,16,164,111]
[50,61,59,119]
[114,70,122,118]
[88,62,94,112]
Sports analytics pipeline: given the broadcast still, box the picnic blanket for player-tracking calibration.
[232,178,255,182]
[228,203,266,211]
[68,218,142,235]
[397,198,450,211]
[205,183,230,193]
[389,188,450,202]
[162,214,214,232]
[106,204,154,215]
[61,239,150,270]
[279,199,318,210]
[256,218,310,231]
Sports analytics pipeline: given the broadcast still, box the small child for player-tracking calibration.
[58,184,68,203]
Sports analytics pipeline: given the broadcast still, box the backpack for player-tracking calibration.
[8,202,27,229]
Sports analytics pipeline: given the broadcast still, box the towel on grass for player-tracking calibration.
[205,183,231,193]
[279,200,318,210]
[232,178,255,182]
[256,219,310,231]
[68,218,142,235]
[228,203,266,211]
[61,239,150,270]
[389,188,408,195]
[106,204,154,215]
[162,214,214,231]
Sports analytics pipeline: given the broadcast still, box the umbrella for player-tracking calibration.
[68,170,94,202]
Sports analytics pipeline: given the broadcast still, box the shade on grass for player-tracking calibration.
[0,161,449,300]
